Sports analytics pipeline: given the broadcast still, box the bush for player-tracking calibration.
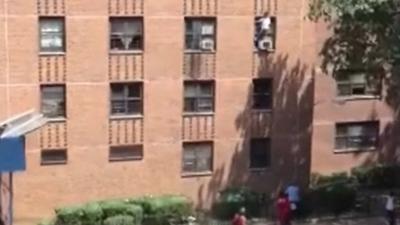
[100,200,143,224]
[55,206,84,225]
[212,187,264,220]
[81,203,103,225]
[104,215,135,225]
[44,195,191,225]
[312,183,357,216]
[131,195,192,225]
[310,172,353,188]
[352,164,400,189]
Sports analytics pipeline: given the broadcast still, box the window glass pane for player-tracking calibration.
[337,84,351,96]
[250,139,270,168]
[335,122,379,150]
[184,84,198,97]
[111,100,126,114]
[199,83,213,96]
[253,79,271,94]
[127,100,142,114]
[197,98,213,111]
[41,34,63,49]
[183,148,196,172]
[40,20,62,33]
[347,125,364,136]
[349,73,366,83]
[41,86,65,118]
[128,84,141,98]
[336,126,347,136]
[109,145,143,161]
[110,18,142,50]
[253,95,271,109]
[335,137,347,149]
[184,99,196,112]
[351,84,366,95]
[201,22,214,35]
[183,143,212,173]
[111,84,125,99]
[41,150,67,165]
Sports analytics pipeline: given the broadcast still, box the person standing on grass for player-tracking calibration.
[384,191,396,225]
[232,207,247,225]
[276,191,291,225]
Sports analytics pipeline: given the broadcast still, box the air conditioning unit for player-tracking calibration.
[200,39,214,51]
[258,37,274,51]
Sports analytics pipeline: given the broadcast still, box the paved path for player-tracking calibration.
[250,217,390,225]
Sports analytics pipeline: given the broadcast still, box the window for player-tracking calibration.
[185,18,216,51]
[250,138,271,169]
[184,81,214,113]
[110,17,143,51]
[254,16,276,51]
[109,145,143,162]
[41,85,66,118]
[182,142,213,173]
[253,79,272,110]
[41,149,67,165]
[336,71,381,97]
[110,83,143,116]
[335,121,379,151]
[39,17,65,52]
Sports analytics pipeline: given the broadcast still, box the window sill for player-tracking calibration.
[251,109,272,113]
[334,147,377,154]
[109,157,143,162]
[46,117,67,123]
[249,167,269,173]
[109,50,144,55]
[335,95,381,102]
[39,52,66,56]
[181,171,213,178]
[183,112,214,116]
[184,50,216,54]
[41,161,67,166]
[254,48,275,54]
[110,115,143,120]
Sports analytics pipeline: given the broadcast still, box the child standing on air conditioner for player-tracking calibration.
[256,12,272,43]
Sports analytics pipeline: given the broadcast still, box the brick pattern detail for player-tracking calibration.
[254,0,277,16]
[37,0,65,15]
[182,115,215,141]
[40,121,68,149]
[109,0,144,15]
[183,0,217,16]
[109,54,144,81]
[109,118,144,145]
[251,111,272,137]
[252,52,273,78]
[183,53,216,80]
[39,55,67,83]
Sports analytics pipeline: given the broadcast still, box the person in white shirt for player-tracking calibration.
[384,191,396,225]
[285,183,300,218]
[255,12,272,45]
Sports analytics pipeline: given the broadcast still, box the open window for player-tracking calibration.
[185,18,216,52]
[336,70,382,97]
[254,16,276,52]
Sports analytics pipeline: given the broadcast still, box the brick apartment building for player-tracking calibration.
[0,0,396,224]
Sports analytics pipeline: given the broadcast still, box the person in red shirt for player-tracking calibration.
[276,191,291,225]
[232,207,247,225]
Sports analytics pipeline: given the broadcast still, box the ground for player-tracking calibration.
[248,217,390,225]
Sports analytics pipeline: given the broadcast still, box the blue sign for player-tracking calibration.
[0,137,26,172]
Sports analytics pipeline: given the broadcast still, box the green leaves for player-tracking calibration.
[308,0,397,77]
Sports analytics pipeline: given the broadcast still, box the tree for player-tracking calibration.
[308,0,400,109]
